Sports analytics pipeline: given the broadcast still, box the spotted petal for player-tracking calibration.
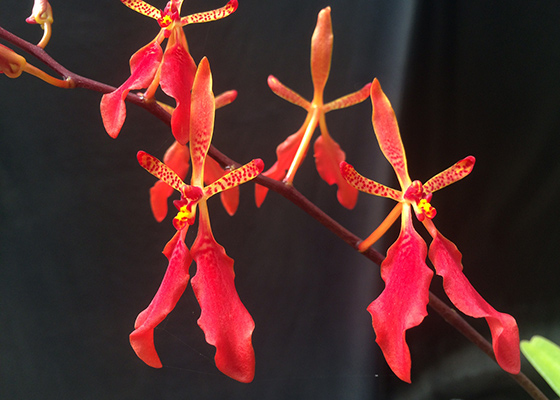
[340,161,402,201]
[148,142,190,222]
[370,78,410,189]
[180,0,238,26]
[204,159,264,200]
[368,206,433,383]
[137,150,185,191]
[120,0,161,20]
[189,57,215,186]
[423,156,476,193]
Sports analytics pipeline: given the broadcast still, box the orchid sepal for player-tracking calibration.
[368,206,433,383]
[190,204,255,383]
[181,0,238,26]
[423,156,476,193]
[129,228,192,368]
[370,78,410,189]
[203,159,264,200]
[423,219,521,374]
[340,161,402,201]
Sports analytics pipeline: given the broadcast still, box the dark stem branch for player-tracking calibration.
[0,24,548,400]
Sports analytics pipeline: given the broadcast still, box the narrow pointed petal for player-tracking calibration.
[181,0,238,25]
[137,151,185,191]
[323,83,371,113]
[368,206,433,383]
[255,123,308,207]
[215,90,237,109]
[314,134,357,209]
[423,156,476,193]
[310,7,333,99]
[424,220,521,374]
[204,157,240,216]
[190,57,215,186]
[204,159,264,200]
[190,208,255,383]
[100,41,163,138]
[267,75,310,110]
[130,229,192,368]
[340,161,402,201]
[120,0,161,20]
[149,142,190,222]
[160,37,197,145]
[370,78,410,189]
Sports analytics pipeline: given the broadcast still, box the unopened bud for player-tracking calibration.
[0,44,27,78]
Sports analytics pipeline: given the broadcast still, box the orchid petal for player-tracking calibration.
[370,78,411,189]
[204,159,264,200]
[130,229,192,368]
[180,0,238,26]
[255,121,309,207]
[368,206,433,383]
[191,207,255,383]
[204,157,239,216]
[424,220,521,374]
[423,156,476,193]
[100,40,163,138]
[267,75,310,110]
[323,83,371,113]
[314,134,358,209]
[149,142,190,222]
[340,161,402,201]
[160,33,197,145]
[120,0,161,20]
[310,7,333,99]
[137,151,185,192]
[215,90,237,109]
[189,57,215,186]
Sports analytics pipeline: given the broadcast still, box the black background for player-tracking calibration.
[1,1,560,399]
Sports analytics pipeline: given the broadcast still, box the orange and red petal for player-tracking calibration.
[423,156,476,193]
[129,229,192,368]
[255,124,307,207]
[190,215,255,383]
[204,157,240,216]
[370,78,410,189]
[267,75,310,110]
[100,41,163,138]
[149,142,190,221]
[323,83,371,113]
[189,57,215,185]
[368,206,433,382]
[313,134,357,209]
[310,7,333,98]
[425,222,521,374]
[339,161,402,201]
[160,39,197,145]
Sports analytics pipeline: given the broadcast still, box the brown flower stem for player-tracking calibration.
[0,24,548,400]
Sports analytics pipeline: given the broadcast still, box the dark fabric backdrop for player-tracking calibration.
[1,1,560,399]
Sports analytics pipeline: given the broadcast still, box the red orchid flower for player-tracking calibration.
[149,90,240,222]
[255,7,370,209]
[100,0,237,143]
[132,58,263,383]
[340,79,520,383]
